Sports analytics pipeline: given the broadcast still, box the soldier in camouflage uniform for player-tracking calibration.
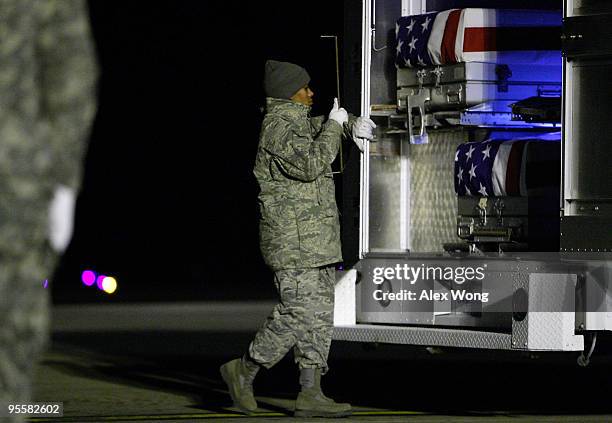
[0,1,97,421]
[220,60,375,417]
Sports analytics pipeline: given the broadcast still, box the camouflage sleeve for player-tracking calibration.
[265,117,343,182]
[309,115,326,134]
[37,0,98,190]
[312,114,355,140]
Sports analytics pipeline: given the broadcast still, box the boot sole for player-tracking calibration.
[219,363,257,415]
[294,409,352,418]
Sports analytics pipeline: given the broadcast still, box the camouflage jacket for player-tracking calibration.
[254,98,351,271]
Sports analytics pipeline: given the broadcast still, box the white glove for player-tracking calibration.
[328,97,348,126]
[351,116,377,152]
[352,116,376,140]
[48,184,76,253]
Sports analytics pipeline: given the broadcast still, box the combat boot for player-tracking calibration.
[219,356,259,414]
[294,368,352,417]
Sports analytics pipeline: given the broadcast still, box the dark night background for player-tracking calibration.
[53,0,363,303]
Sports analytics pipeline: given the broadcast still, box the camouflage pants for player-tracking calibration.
[248,266,335,374]
[0,249,53,423]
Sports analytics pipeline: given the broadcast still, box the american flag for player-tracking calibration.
[454,138,561,197]
[439,9,561,66]
[395,12,439,68]
[396,9,561,69]
[455,141,499,197]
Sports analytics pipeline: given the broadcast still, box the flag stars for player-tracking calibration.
[396,39,404,57]
[404,58,412,67]
[469,163,477,180]
[406,19,415,34]
[478,183,488,196]
[396,22,400,37]
[417,55,427,66]
[421,16,432,33]
[465,186,472,196]
[455,150,459,162]
[408,36,418,53]
[465,145,475,161]
[457,167,464,183]
[482,144,491,161]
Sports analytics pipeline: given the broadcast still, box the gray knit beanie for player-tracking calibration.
[264,60,311,100]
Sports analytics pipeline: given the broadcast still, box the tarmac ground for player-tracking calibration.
[27,302,612,422]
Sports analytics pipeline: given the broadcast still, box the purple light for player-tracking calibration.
[96,275,106,290]
[82,270,96,286]
[43,279,48,289]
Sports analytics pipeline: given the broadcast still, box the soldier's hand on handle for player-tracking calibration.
[328,97,348,126]
[352,116,376,140]
[351,116,377,152]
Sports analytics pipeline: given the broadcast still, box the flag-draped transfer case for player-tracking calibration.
[332,0,612,360]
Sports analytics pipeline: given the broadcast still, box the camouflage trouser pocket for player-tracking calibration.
[274,270,299,311]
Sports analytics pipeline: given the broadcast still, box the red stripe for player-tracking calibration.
[441,10,462,64]
[505,141,526,196]
[463,27,561,52]
[463,28,497,52]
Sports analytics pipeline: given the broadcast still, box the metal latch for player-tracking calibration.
[416,69,427,94]
[494,199,505,227]
[446,86,462,104]
[431,67,444,93]
[477,197,488,226]
[495,64,512,93]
